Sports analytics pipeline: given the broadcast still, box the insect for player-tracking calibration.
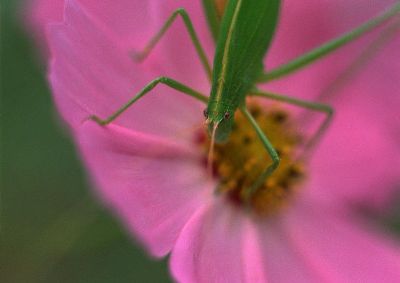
[89,0,400,200]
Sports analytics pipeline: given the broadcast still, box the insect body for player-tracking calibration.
[89,0,400,199]
[205,0,279,143]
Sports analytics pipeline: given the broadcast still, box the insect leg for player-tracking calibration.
[257,2,400,82]
[132,8,212,80]
[240,106,280,201]
[249,90,333,157]
[316,20,399,102]
[88,77,207,126]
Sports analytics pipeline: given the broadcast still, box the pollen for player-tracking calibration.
[197,102,306,217]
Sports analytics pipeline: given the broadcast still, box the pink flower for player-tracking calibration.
[28,0,400,282]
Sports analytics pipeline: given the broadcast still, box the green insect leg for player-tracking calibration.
[250,90,333,158]
[88,77,208,125]
[257,2,400,82]
[240,106,280,201]
[131,8,212,80]
[317,20,400,102]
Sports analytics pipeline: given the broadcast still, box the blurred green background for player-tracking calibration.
[1,1,171,282]
[1,1,400,282]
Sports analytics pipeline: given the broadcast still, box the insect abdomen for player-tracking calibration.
[208,0,281,117]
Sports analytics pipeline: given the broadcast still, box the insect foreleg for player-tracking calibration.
[249,90,333,158]
[240,106,280,202]
[132,8,212,80]
[88,77,207,126]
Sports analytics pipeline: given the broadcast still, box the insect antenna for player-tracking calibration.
[207,121,219,178]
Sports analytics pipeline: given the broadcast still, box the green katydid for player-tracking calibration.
[89,0,400,200]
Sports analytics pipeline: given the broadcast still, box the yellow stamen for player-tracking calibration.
[197,102,306,217]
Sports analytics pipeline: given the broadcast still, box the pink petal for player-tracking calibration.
[77,122,213,257]
[261,0,400,205]
[25,0,65,55]
[282,202,400,283]
[32,1,400,281]
[266,0,399,101]
[337,35,400,129]
[26,0,156,47]
[304,99,400,206]
[28,0,213,91]
[256,218,336,283]
[269,0,396,67]
[170,199,267,283]
[48,0,205,139]
[141,0,214,92]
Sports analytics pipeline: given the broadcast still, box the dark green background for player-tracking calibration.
[1,1,171,282]
[1,1,399,282]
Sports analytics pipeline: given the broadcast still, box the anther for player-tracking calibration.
[271,110,288,124]
[242,136,252,145]
[198,103,306,217]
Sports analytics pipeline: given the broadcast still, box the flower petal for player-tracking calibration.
[142,0,213,92]
[28,0,213,91]
[170,199,267,283]
[27,0,157,46]
[48,0,204,139]
[264,0,400,209]
[283,202,400,283]
[77,122,213,257]
[257,218,331,283]
[266,0,399,101]
[25,0,64,54]
[305,100,400,206]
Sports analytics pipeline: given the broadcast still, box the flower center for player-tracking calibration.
[196,102,306,216]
